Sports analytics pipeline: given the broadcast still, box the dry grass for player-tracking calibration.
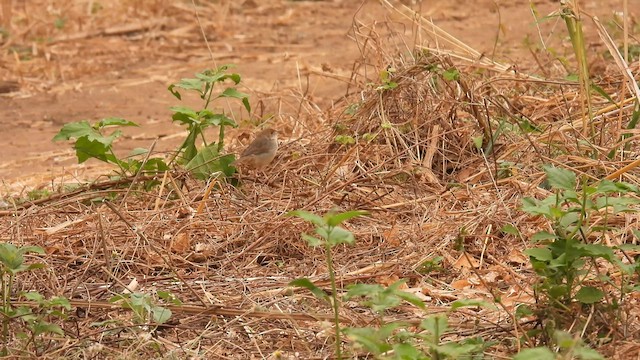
[0,0,639,359]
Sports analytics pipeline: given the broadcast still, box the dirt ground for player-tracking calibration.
[0,0,627,191]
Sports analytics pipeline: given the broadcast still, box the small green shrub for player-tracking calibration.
[521,165,640,348]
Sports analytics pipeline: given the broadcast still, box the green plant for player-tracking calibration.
[109,290,180,325]
[288,210,368,359]
[521,165,640,345]
[53,117,169,178]
[289,210,494,359]
[344,288,493,359]
[168,65,251,179]
[374,68,398,91]
[514,330,604,360]
[14,292,71,355]
[54,65,252,181]
[0,243,69,356]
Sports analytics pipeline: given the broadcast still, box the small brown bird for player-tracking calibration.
[234,128,278,170]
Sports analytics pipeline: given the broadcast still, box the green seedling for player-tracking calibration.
[288,209,368,359]
[0,243,54,356]
[109,290,181,326]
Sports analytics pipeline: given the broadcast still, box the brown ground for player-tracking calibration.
[0,1,638,359]
[0,0,626,189]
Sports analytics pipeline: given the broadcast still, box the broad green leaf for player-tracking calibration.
[22,291,44,302]
[523,247,553,261]
[201,112,238,128]
[394,288,426,310]
[289,278,329,302]
[420,315,448,341]
[158,291,182,306]
[343,326,395,354]
[47,296,71,310]
[152,306,172,324]
[326,210,369,227]
[0,243,24,271]
[32,323,64,336]
[287,210,325,227]
[168,78,205,99]
[434,342,483,358]
[323,226,355,245]
[97,117,138,128]
[575,286,604,304]
[344,283,384,298]
[301,234,323,247]
[513,347,555,360]
[530,231,557,242]
[451,299,493,310]
[171,106,199,125]
[391,343,422,359]
[185,146,235,180]
[443,68,460,81]
[52,121,96,142]
[501,224,520,235]
[218,88,251,112]
[543,165,576,190]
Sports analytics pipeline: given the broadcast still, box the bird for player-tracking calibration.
[233,128,278,170]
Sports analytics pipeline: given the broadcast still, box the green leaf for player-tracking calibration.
[22,291,44,302]
[501,224,520,235]
[420,315,448,341]
[443,68,460,81]
[530,231,557,242]
[575,286,604,304]
[96,117,138,128]
[74,136,117,163]
[151,306,172,324]
[168,78,205,99]
[301,234,323,247]
[450,298,493,310]
[323,226,355,246]
[573,347,605,360]
[512,347,555,360]
[185,146,235,180]
[543,165,576,190]
[170,106,199,125]
[287,210,325,227]
[393,288,426,310]
[434,342,483,358]
[392,343,422,359]
[326,210,369,227]
[515,304,534,319]
[201,112,238,128]
[52,121,99,142]
[157,291,182,306]
[218,88,251,113]
[334,135,355,145]
[523,247,553,261]
[343,326,396,355]
[32,322,64,336]
[344,283,383,298]
[289,278,329,302]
